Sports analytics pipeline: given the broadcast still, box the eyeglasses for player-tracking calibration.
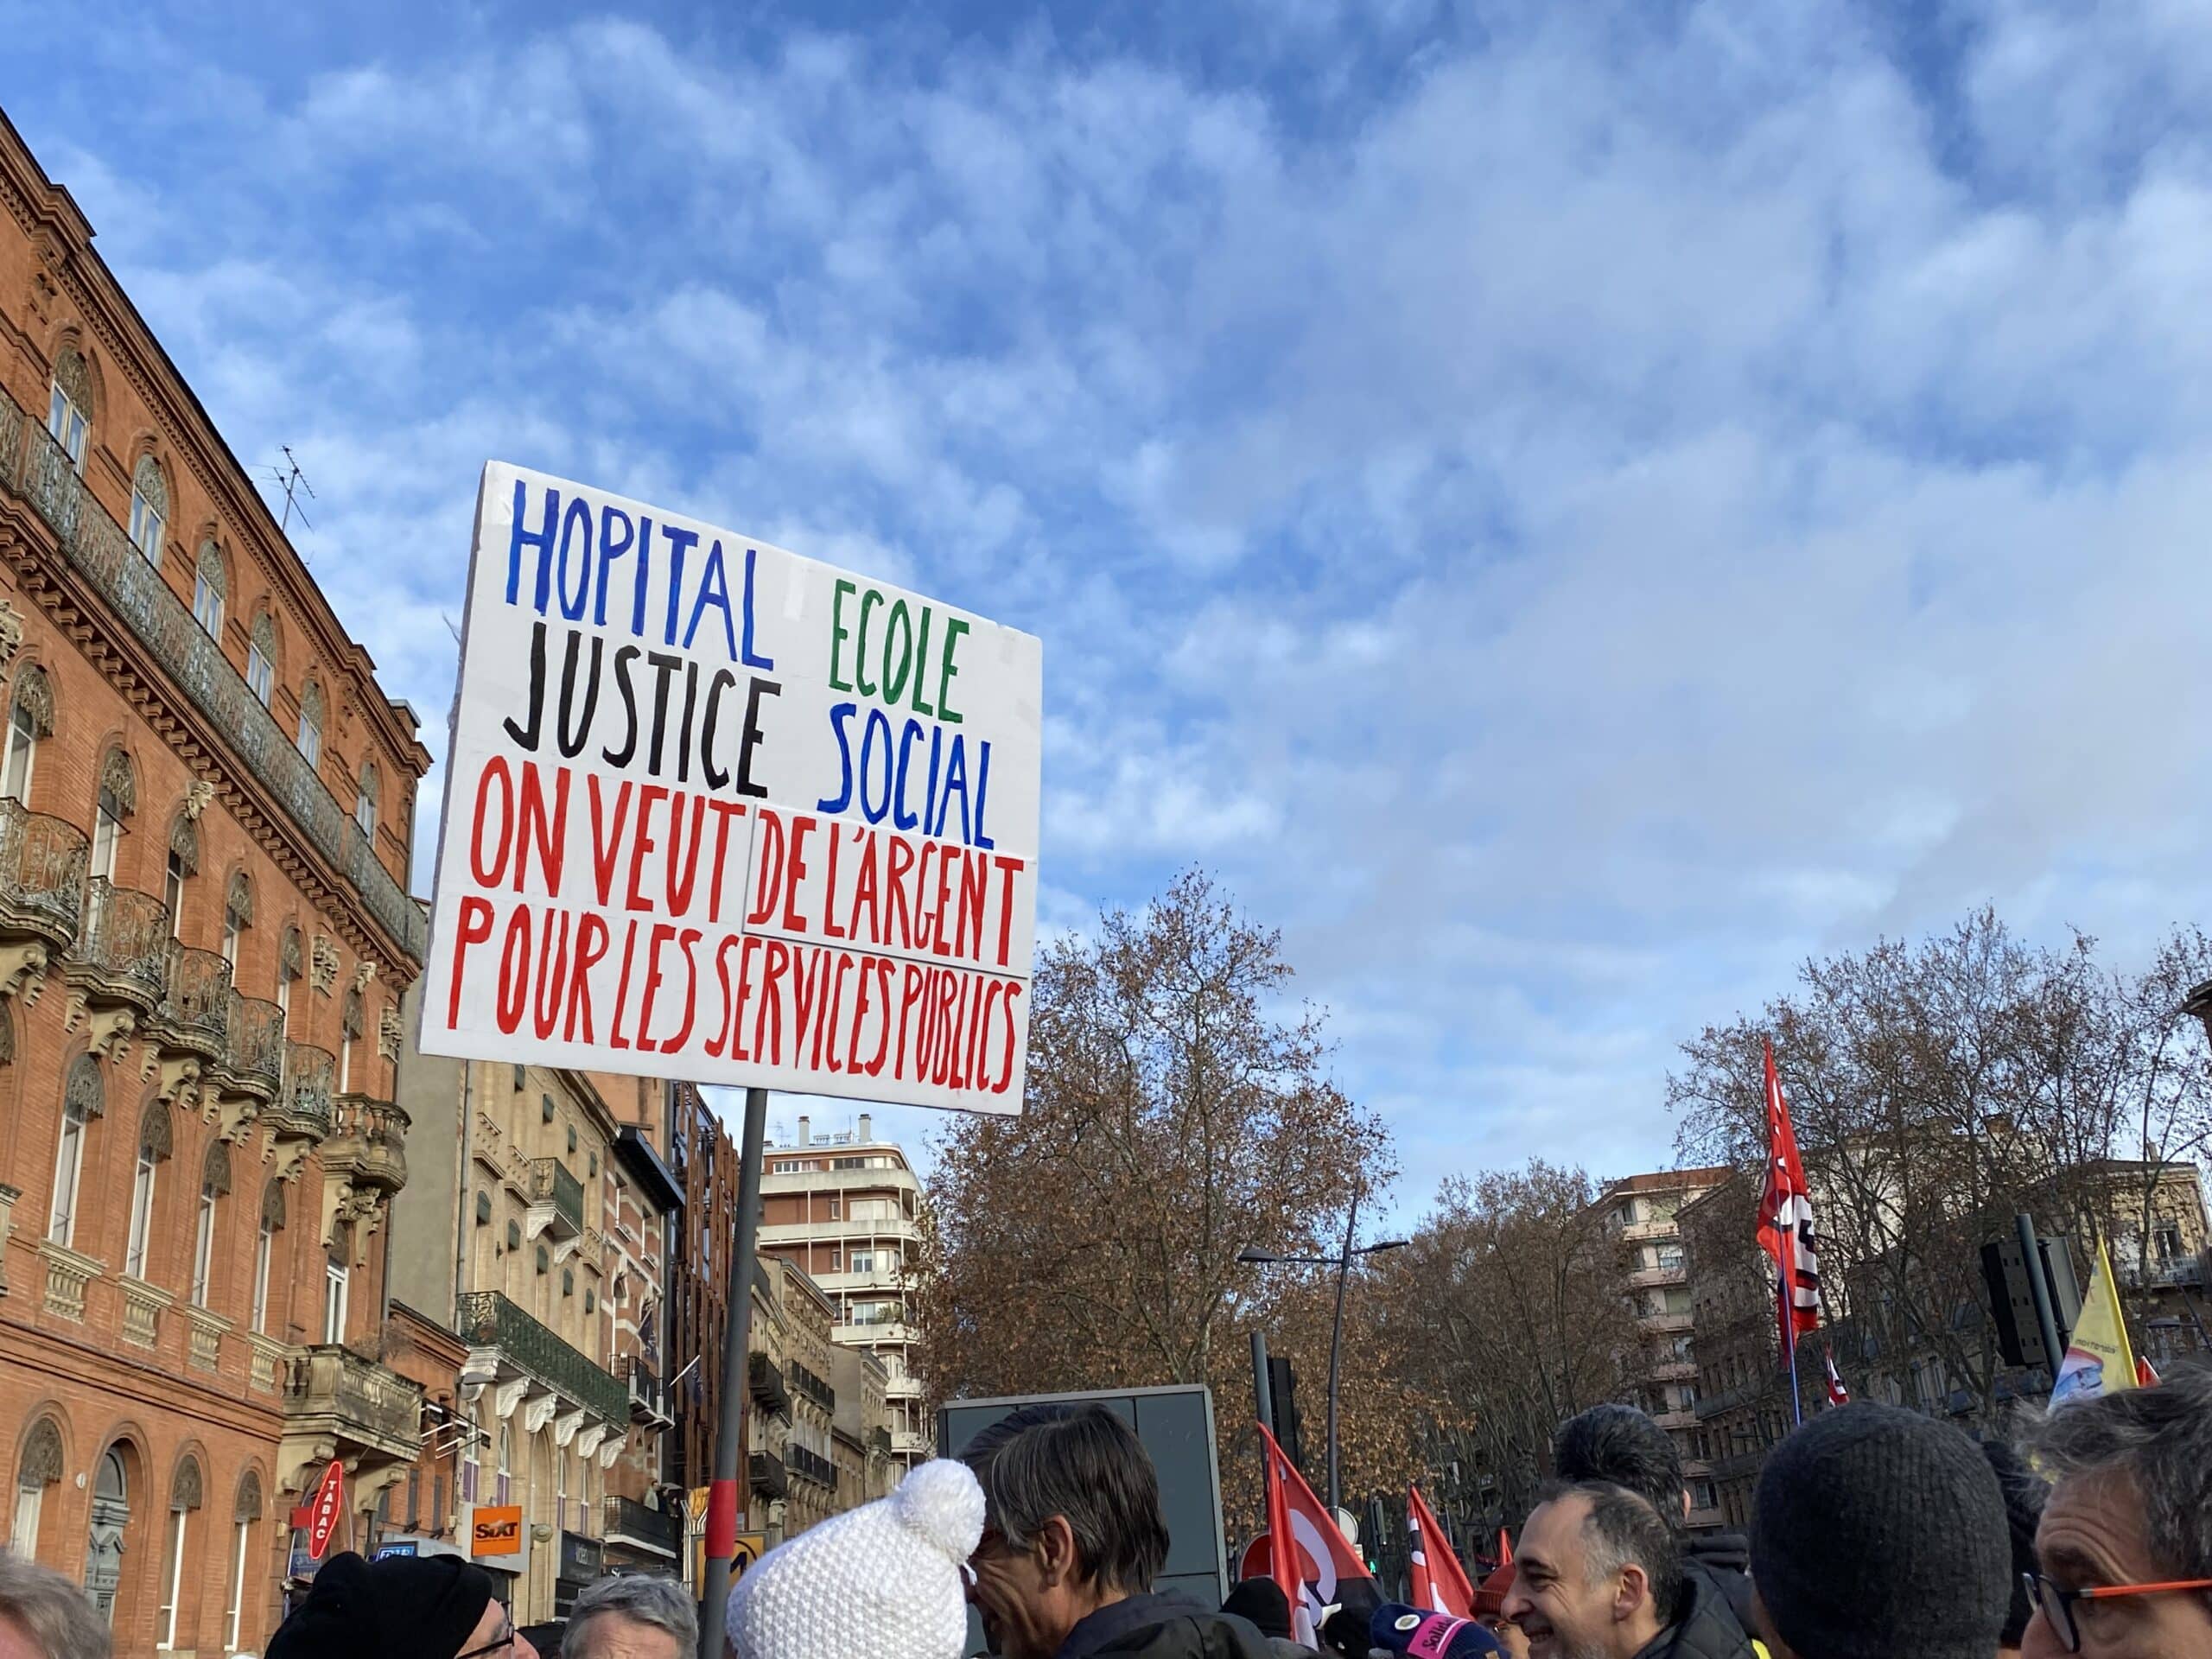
[2021,1571,2212,1653]
[455,1623,517,1659]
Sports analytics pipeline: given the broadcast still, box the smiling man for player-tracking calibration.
[1500,1482,1726,1659]
[2022,1365,2212,1659]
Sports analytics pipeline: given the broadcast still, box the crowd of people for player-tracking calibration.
[1,1364,2205,1659]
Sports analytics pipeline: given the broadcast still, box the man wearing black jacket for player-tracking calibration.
[962,1405,1276,1659]
[1551,1406,1754,1658]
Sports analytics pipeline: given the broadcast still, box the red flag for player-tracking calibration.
[1823,1351,1849,1408]
[2137,1355,2160,1388]
[1408,1484,1473,1618]
[1756,1039,1821,1357]
[1497,1528,1512,1567]
[1260,1424,1370,1643]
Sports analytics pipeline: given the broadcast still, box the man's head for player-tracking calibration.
[0,1555,109,1659]
[1750,1402,2009,1659]
[959,1404,1170,1659]
[1501,1482,1681,1659]
[1551,1406,1688,1522]
[267,1551,535,1659]
[2023,1364,2212,1659]
[563,1573,696,1659]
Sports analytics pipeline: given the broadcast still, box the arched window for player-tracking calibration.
[47,1055,104,1247]
[156,1456,202,1649]
[192,1141,230,1308]
[222,871,251,969]
[246,612,276,708]
[85,1448,128,1620]
[48,349,92,470]
[322,1224,349,1345]
[13,1416,63,1562]
[224,1470,262,1652]
[355,760,378,839]
[251,1179,284,1335]
[92,747,135,881]
[129,455,168,567]
[496,1421,512,1505]
[193,543,226,636]
[339,987,362,1093]
[3,664,54,806]
[276,926,302,1027]
[125,1099,174,1281]
[296,681,322,769]
[164,812,199,941]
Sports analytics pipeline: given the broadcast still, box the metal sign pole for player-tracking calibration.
[699,1086,770,1659]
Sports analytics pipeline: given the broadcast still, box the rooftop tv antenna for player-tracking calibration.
[272,446,315,534]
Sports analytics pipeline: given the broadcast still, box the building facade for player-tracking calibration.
[385,1014,680,1623]
[0,108,431,1656]
[666,1082,738,1512]
[1595,1166,1731,1531]
[757,1116,932,1469]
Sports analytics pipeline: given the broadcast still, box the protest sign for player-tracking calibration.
[418,462,1043,1115]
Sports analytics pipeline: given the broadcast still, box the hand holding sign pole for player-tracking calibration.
[419,464,1043,1657]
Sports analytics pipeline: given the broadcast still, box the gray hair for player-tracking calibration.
[2029,1362,2212,1586]
[1534,1479,1684,1624]
[0,1554,111,1659]
[562,1573,697,1657]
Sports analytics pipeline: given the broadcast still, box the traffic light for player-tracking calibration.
[1982,1233,2085,1369]
[1268,1357,1304,1471]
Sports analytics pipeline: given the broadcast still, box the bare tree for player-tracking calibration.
[912,868,1398,1520]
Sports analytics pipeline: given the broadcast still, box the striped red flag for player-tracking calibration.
[1756,1039,1822,1356]
[1261,1424,1370,1644]
[1408,1484,1473,1618]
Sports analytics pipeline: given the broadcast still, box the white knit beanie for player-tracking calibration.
[726,1459,985,1659]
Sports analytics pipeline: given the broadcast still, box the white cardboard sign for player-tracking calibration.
[417,462,1042,1114]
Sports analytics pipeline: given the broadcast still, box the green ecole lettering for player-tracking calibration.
[828,578,856,692]
[855,588,882,698]
[938,616,969,724]
[911,605,936,717]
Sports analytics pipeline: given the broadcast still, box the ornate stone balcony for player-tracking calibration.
[0,800,86,992]
[63,879,169,1056]
[326,1095,408,1195]
[279,1342,423,1474]
[35,1237,100,1322]
[207,990,284,1144]
[118,1275,174,1349]
[183,1304,230,1373]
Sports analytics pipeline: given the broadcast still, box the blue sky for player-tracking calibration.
[8,0,2210,1214]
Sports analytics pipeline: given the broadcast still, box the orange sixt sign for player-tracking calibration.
[470,1505,524,1557]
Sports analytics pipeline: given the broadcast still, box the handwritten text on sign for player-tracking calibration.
[417,463,1043,1114]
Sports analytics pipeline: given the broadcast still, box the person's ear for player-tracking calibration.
[1614,1562,1649,1622]
[1033,1515,1080,1590]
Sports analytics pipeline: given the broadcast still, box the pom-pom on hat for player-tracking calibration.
[728,1458,985,1659]
[1369,1602,1504,1659]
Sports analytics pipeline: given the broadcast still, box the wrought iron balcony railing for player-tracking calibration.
[1,401,424,963]
[783,1443,836,1489]
[219,991,286,1097]
[454,1290,626,1424]
[0,799,87,951]
[747,1450,789,1501]
[70,878,171,1008]
[268,1042,335,1141]
[154,942,232,1057]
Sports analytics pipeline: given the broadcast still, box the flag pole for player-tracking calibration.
[1784,1293,1803,1427]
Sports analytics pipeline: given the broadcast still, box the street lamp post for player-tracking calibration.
[1241,1193,1408,1515]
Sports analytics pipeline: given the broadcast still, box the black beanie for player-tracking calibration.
[1224,1576,1295,1641]
[267,1550,497,1659]
[1751,1403,2010,1659]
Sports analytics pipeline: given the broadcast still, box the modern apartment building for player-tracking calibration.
[385,1009,683,1623]
[0,107,431,1655]
[757,1115,932,1469]
[1596,1166,1732,1530]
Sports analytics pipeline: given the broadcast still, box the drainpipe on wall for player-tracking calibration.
[455,1060,474,1318]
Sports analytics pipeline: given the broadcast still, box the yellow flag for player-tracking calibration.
[2050,1236,2138,1407]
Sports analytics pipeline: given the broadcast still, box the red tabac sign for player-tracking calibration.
[305,1460,346,1562]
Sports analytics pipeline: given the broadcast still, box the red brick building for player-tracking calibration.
[0,106,431,1653]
